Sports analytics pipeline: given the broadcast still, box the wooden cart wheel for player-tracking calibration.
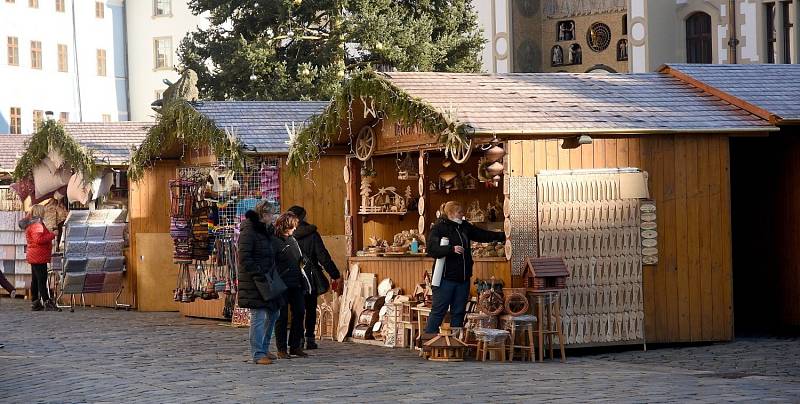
[504,291,529,316]
[355,126,376,161]
[478,290,504,316]
[446,137,473,164]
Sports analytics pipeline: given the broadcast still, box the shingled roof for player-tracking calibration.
[380,72,775,135]
[63,122,152,165]
[661,64,800,124]
[0,135,30,173]
[192,101,329,153]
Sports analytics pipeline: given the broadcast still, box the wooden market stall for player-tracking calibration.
[293,70,776,346]
[128,99,347,319]
[660,64,800,334]
[7,121,150,308]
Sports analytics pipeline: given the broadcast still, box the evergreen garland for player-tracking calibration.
[12,120,96,181]
[128,100,246,181]
[287,69,465,173]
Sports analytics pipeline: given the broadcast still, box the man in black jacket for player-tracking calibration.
[288,205,341,349]
[425,201,505,334]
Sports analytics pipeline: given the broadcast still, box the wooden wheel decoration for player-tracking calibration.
[478,289,504,316]
[445,137,473,164]
[355,126,376,161]
[504,289,529,316]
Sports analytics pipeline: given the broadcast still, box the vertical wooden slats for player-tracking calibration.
[674,136,691,341]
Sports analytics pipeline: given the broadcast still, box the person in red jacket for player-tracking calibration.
[19,205,57,311]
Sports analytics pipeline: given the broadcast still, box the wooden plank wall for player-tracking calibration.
[507,136,733,343]
[281,155,347,237]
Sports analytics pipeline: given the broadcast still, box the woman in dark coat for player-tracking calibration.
[238,201,282,365]
[425,201,506,334]
[272,212,311,359]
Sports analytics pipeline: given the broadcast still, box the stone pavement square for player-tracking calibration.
[1,299,799,403]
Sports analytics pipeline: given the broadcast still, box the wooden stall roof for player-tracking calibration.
[380,72,776,136]
[64,122,152,165]
[192,101,329,154]
[661,64,800,124]
[0,135,30,174]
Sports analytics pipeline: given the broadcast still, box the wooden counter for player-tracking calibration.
[348,256,511,297]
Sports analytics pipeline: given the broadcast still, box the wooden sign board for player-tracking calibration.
[375,119,440,153]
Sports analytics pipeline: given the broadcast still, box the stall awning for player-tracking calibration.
[192,101,329,154]
[381,71,776,136]
[661,64,800,124]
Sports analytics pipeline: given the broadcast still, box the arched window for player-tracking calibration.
[686,12,712,63]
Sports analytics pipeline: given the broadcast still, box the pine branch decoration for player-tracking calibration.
[12,120,96,181]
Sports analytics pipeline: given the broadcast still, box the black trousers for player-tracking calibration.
[30,263,50,302]
[304,293,318,341]
[275,286,306,351]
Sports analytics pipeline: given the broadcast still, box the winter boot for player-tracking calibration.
[31,300,44,311]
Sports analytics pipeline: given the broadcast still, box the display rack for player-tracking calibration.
[55,209,129,312]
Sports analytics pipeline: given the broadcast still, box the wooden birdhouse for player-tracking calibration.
[424,325,468,362]
[521,257,570,290]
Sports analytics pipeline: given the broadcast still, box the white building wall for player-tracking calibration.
[0,0,127,134]
[126,0,208,121]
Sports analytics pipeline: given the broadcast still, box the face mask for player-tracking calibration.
[452,218,463,225]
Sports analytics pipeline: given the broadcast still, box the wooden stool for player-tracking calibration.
[529,290,566,363]
[474,328,510,362]
[501,314,537,362]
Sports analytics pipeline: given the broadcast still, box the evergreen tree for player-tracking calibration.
[179,0,485,100]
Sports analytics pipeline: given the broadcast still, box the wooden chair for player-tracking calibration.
[529,290,566,362]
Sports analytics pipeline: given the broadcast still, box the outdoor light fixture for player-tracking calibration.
[561,134,593,149]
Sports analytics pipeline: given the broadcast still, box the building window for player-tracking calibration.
[55,0,64,12]
[622,15,628,35]
[6,0,15,4]
[33,110,43,131]
[782,0,793,63]
[153,37,172,70]
[557,20,575,41]
[153,0,171,16]
[686,12,712,63]
[95,1,104,18]
[30,40,42,69]
[59,112,69,123]
[28,0,37,8]
[7,37,19,66]
[96,49,106,76]
[766,2,777,63]
[57,44,68,72]
[9,107,21,134]
[102,114,111,122]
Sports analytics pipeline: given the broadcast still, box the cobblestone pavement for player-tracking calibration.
[1,299,799,403]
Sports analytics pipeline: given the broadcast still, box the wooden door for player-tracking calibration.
[135,233,179,312]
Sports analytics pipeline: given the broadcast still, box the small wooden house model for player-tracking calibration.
[521,257,570,290]
[424,326,468,362]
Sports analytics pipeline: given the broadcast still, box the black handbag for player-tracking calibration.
[254,268,287,302]
[303,258,330,296]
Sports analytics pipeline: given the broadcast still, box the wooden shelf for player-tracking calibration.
[358,211,409,216]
